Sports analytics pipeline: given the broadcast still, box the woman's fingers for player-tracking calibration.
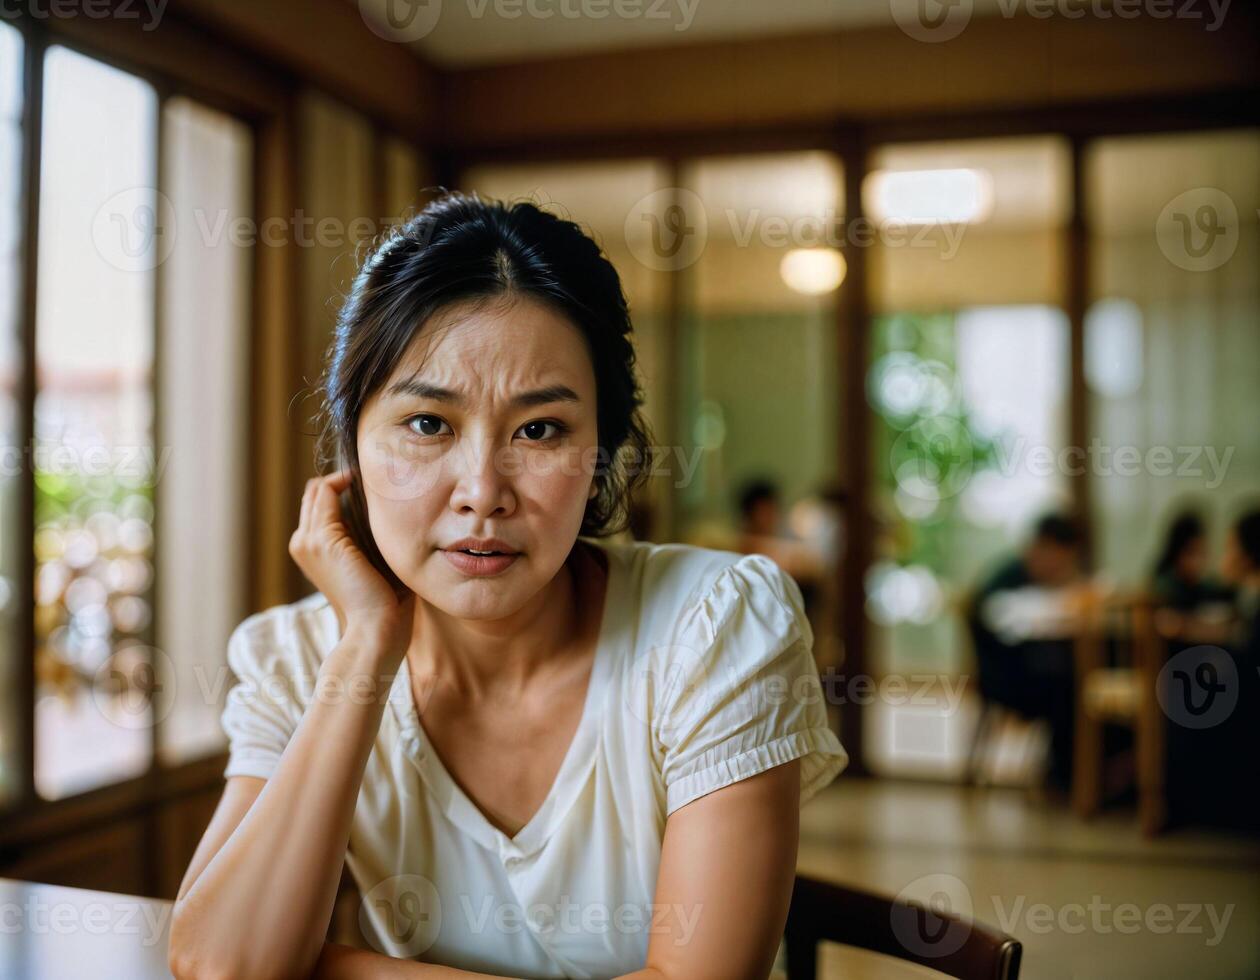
[325,467,354,492]
[312,474,348,528]
[298,471,351,534]
[299,477,317,531]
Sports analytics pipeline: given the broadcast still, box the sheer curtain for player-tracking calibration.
[1087,129,1260,586]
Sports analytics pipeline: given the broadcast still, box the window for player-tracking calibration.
[28,46,254,800]
[0,20,24,806]
[863,136,1071,778]
[33,46,160,800]
[678,152,845,542]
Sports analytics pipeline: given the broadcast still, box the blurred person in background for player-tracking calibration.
[1150,509,1238,647]
[966,513,1087,795]
[1151,509,1235,612]
[1221,509,1260,652]
[786,483,849,676]
[734,477,828,588]
[1164,508,1260,835]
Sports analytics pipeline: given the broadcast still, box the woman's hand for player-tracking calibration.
[289,468,415,661]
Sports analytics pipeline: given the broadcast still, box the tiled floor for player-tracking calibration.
[783,778,1260,980]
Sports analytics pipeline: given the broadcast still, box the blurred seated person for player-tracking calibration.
[1222,509,1260,650]
[966,513,1087,794]
[1163,508,1260,834]
[787,484,849,672]
[1150,510,1238,645]
[734,477,827,586]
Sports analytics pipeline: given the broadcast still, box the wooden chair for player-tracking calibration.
[1070,590,1173,834]
[784,875,1022,980]
[957,589,1049,789]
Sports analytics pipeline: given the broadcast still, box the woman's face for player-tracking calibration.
[355,293,600,620]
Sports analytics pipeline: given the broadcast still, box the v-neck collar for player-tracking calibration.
[382,535,625,860]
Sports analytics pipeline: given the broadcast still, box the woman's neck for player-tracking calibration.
[407,543,601,702]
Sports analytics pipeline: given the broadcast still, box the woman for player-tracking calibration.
[168,193,848,979]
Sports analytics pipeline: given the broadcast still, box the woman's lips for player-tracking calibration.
[441,550,520,576]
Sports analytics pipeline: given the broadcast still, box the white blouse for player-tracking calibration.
[220,535,849,979]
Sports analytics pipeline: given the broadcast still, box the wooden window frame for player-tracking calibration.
[0,7,430,861]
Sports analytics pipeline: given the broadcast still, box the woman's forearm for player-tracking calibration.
[169,624,400,980]
[312,942,525,979]
[311,942,671,980]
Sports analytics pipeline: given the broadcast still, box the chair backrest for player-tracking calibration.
[784,875,1022,980]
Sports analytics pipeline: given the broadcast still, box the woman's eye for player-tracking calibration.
[518,420,567,442]
[405,414,449,437]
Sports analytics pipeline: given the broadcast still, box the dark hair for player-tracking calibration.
[314,191,654,593]
[738,478,779,520]
[1032,512,1082,548]
[1154,510,1206,576]
[1234,510,1260,570]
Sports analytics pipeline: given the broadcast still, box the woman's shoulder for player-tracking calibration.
[226,591,338,683]
[599,537,804,648]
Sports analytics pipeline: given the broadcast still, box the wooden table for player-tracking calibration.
[0,877,173,978]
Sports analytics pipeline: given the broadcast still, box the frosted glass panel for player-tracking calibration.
[869,136,1070,312]
[33,47,157,800]
[155,97,252,766]
[1086,129,1260,587]
[864,137,1070,781]
[678,151,844,540]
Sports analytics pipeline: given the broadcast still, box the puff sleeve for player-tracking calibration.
[653,552,849,816]
[219,612,307,780]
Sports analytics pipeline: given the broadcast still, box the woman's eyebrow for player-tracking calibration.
[386,378,581,408]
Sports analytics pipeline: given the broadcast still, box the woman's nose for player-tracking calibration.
[446,439,517,516]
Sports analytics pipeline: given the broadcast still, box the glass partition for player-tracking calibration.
[154,97,253,766]
[864,136,1072,779]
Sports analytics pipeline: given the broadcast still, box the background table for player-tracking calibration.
[0,877,173,979]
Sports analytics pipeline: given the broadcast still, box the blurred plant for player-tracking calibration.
[33,468,155,702]
[868,312,1000,577]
